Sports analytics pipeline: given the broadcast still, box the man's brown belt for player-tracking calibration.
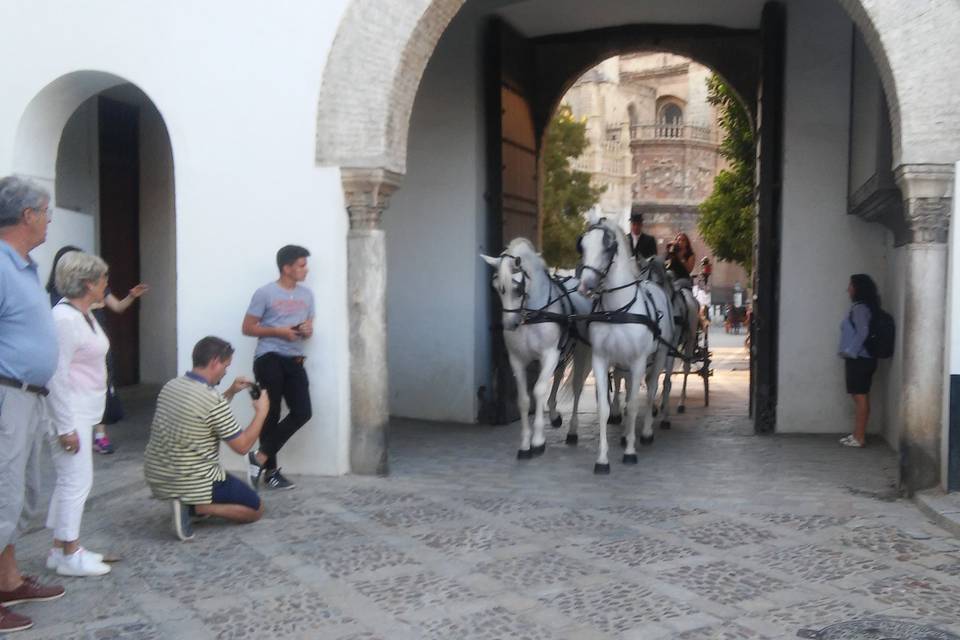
[0,376,50,396]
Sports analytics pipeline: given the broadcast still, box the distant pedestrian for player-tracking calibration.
[45,252,113,577]
[144,337,269,541]
[0,176,65,633]
[838,274,879,448]
[242,245,314,491]
[46,245,149,455]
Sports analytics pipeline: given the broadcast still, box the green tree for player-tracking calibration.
[541,105,606,268]
[697,75,755,273]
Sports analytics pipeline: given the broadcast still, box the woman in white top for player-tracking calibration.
[45,251,112,577]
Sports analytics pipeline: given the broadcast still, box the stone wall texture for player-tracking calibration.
[317,0,960,174]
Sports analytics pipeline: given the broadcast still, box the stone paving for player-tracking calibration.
[8,358,960,639]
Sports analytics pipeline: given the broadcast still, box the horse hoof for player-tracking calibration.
[660,420,671,430]
[640,434,654,446]
[593,463,611,475]
[620,436,627,448]
[677,405,686,414]
[608,415,622,425]
[565,434,579,446]
[622,453,638,465]
[652,407,659,417]
[551,415,562,428]
[517,449,533,460]
[531,443,546,457]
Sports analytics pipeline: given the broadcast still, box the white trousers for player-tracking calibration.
[46,393,102,542]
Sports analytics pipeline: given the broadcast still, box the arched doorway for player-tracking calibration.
[13,71,178,387]
[320,0,958,492]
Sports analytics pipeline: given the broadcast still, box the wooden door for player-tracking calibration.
[481,20,540,424]
[98,96,141,386]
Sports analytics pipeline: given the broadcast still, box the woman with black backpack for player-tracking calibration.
[838,274,880,447]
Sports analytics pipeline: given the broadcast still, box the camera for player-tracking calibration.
[248,383,262,400]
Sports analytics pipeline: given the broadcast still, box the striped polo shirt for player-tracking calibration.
[144,374,242,504]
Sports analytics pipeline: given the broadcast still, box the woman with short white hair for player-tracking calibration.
[45,251,112,576]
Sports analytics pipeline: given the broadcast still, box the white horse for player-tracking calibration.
[658,274,700,428]
[481,239,592,458]
[577,214,674,474]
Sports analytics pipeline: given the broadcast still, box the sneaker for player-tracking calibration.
[56,549,110,577]
[839,435,865,448]
[247,451,265,490]
[0,604,32,633]
[46,548,103,571]
[92,436,114,455]
[0,576,64,605]
[171,499,195,542]
[264,468,295,490]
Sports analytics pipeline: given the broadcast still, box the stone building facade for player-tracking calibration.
[562,53,748,303]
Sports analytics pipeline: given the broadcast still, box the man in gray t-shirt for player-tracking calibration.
[241,245,314,490]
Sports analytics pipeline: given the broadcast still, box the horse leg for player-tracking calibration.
[608,371,623,425]
[622,362,644,464]
[511,356,533,459]
[642,348,666,445]
[659,354,674,430]
[593,355,611,474]
[567,344,590,446]
[547,357,564,428]
[678,345,692,414]
[530,348,559,456]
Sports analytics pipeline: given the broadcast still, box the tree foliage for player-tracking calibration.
[697,75,755,274]
[541,105,606,268]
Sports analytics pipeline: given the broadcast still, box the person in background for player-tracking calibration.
[628,206,657,261]
[0,176,65,634]
[46,245,149,455]
[45,252,113,577]
[838,274,879,448]
[242,245,314,491]
[143,337,269,541]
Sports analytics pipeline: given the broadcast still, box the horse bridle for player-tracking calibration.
[494,253,575,327]
[576,222,618,284]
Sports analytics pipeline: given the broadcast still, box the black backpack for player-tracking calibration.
[865,308,895,359]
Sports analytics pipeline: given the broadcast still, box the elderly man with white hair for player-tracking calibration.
[0,176,64,634]
[45,250,113,577]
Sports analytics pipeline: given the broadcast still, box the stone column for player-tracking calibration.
[895,164,954,494]
[342,167,403,475]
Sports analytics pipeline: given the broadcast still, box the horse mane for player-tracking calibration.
[597,218,639,278]
[504,237,545,273]
[645,257,668,286]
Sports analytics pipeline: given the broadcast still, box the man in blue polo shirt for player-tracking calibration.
[0,176,65,633]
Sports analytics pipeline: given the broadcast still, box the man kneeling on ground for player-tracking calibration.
[144,336,269,541]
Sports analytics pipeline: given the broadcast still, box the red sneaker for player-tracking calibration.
[0,604,32,633]
[0,576,65,606]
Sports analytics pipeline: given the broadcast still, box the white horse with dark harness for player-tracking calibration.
[576,213,674,474]
[481,239,592,458]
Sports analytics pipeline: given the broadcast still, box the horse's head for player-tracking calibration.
[576,218,619,296]
[481,238,538,330]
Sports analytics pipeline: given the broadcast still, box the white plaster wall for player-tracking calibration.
[384,4,488,422]
[777,0,890,434]
[55,98,99,217]
[0,0,352,475]
[139,101,178,383]
[849,29,883,194]
[883,237,906,449]
[945,163,960,487]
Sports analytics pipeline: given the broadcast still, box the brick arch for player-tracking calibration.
[316,0,960,171]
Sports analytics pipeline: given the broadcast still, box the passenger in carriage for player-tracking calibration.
[628,206,657,261]
[665,232,696,288]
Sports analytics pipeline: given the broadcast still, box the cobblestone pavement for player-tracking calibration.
[9,372,960,639]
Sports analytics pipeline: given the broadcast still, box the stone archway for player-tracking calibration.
[14,70,180,386]
[319,0,959,491]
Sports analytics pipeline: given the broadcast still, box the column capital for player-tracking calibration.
[894,163,954,244]
[341,167,404,230]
